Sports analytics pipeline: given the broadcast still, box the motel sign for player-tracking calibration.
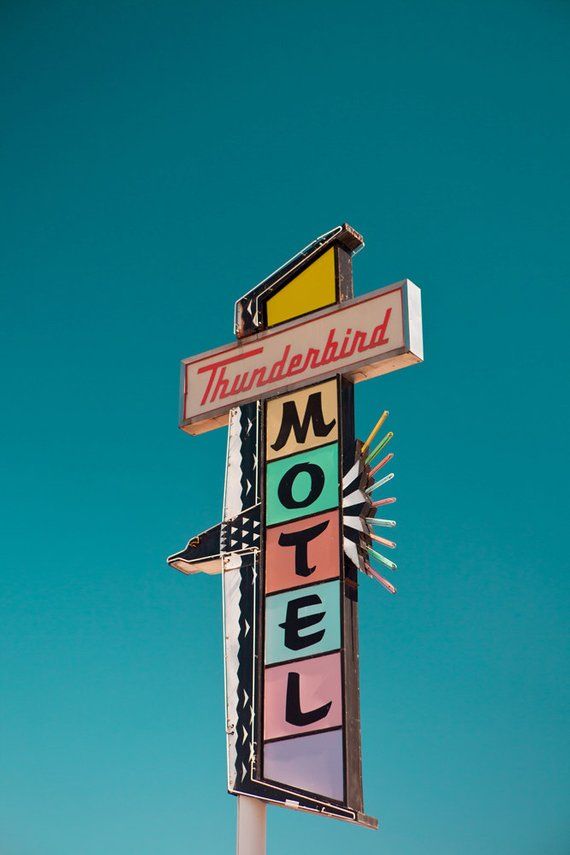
[168,224,423,832]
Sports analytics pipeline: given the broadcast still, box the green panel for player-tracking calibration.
[265,580,341,665]
[265,443,339,526]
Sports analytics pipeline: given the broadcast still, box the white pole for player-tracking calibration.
[236,795,266,855]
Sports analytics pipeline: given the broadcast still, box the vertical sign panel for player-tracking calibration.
[262,377,346,803]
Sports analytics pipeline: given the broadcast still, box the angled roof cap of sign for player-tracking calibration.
[234,223,364,339]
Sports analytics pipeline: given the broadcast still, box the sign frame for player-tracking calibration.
[167,223,424,840]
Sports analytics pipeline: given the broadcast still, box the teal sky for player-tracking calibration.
[1,2,569,853]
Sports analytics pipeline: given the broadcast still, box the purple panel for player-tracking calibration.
[263,728,344,802]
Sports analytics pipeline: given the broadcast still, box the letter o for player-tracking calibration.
[277,462,325,509]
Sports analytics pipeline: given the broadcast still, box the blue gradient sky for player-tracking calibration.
[1,2,569,853]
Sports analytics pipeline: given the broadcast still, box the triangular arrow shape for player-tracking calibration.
[342,459,361,488]
[343,488,369,508]
[344,515,366,532]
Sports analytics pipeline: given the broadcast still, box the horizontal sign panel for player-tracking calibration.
[181,280,422,434]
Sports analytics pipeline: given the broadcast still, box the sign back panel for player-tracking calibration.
[220,376,372,825]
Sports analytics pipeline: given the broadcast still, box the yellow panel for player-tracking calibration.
[266,247,336,328]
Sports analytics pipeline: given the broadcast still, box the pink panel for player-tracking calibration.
[264,652,342,741]
[265,510,340,594]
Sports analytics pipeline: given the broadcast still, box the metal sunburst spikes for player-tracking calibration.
[342,409,398,593]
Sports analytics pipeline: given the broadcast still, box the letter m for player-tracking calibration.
[271,392,336,452]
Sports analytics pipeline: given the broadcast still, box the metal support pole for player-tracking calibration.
[237,795,266,855]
